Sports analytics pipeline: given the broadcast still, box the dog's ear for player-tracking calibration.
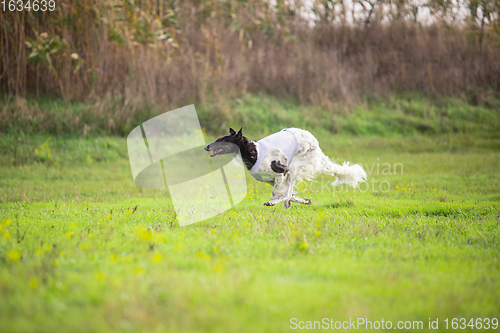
[229,128,236,135]
[236,127,243,138]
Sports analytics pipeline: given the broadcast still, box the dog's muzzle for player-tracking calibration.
[205,143,223,157]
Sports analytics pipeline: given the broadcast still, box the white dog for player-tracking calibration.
[205,128,367,208]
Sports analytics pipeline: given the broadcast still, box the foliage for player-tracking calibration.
[1,0,499,106]
[1,93,499,139]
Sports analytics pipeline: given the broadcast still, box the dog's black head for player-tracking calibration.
[204,127,243,157]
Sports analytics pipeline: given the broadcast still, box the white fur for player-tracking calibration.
[250,128,367,207]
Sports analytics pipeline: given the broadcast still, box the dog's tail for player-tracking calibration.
[323,158,367,188]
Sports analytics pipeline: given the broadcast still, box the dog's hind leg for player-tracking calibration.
[291,195,311,205]
[264,173,295,207]
[264,172,297,208]
[282,173,296,208]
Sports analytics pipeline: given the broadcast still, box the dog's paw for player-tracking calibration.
[283,200,292,209]
[304,199,312,205]
[264,201,275,206]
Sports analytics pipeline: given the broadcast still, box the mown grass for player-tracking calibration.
[0,95,499,332]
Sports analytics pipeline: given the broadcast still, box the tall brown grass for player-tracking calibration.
[1,0,499,109]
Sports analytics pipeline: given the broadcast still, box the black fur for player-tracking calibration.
[270,160,289,174]
[204,128,258,170]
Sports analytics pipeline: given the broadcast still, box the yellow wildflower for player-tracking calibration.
[7,250,21,262]
[29,277,39,288]
[152,253,163,264]
[196,251,211,260]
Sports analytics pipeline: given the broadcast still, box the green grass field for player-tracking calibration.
[0,95,499,332]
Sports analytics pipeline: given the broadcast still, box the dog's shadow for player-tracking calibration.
[319,199,354,210]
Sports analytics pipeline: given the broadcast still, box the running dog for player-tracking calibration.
[205,128,367,208]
